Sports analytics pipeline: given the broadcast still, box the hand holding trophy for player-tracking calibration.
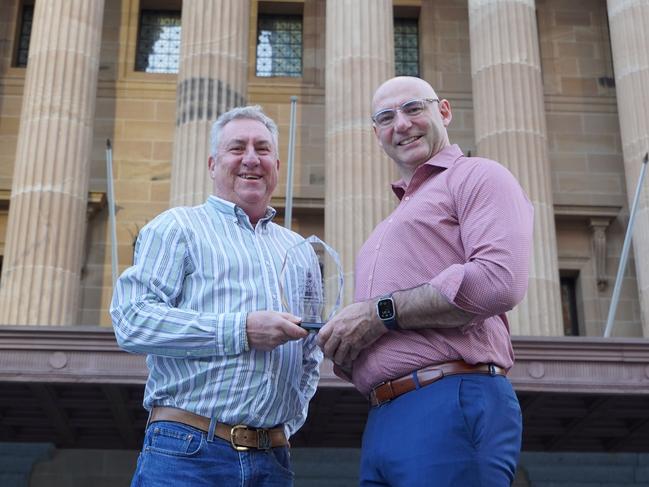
[279,235,344,332]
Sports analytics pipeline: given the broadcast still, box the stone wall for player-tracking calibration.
[0,0,644,331]
[538,0,640,336]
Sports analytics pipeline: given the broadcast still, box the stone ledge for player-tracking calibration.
[0,190,106,219]
[1,326,649,394]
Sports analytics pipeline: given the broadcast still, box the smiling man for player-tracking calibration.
[317,76,534,486]
[111,106,322,487]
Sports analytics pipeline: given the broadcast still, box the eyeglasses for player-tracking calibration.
[371,98,440,128]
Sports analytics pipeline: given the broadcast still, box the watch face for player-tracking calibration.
[377,298,395,320]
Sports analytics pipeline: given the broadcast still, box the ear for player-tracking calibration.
[372,124,384,148]
[439,99,453,127]
[208,156,216,178]
[275,158,281,171]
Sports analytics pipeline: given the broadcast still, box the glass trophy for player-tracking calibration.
[279,235,344,332]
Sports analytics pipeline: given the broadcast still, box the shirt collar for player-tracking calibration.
[206,195,277,227]
[391,144,464,200]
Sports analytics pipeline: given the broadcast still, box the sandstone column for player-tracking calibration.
[325,0,395,303]
[607,0,649,336]
[468,0,563,335]
[169,0,250,207]
[0,0,104,325]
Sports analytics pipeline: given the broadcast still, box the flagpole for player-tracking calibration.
[106,139,119,286]
[285,96,298,230]
[603,153,648,337]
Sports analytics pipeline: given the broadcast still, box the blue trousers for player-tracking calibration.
[360,374,522,487]
[131,421,293,487]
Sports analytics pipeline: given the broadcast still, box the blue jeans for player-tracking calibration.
[360,374,522,487]
[131,421,294,487]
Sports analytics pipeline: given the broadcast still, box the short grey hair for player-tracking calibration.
[210,105,279,158]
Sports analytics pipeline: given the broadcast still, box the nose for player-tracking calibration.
[242,145,260,165]
[393,110,412,131]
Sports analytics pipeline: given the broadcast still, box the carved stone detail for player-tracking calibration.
[589,217,612,292]
[554,206,621,295]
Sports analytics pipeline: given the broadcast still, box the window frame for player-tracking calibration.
[560,271,582,336]
[255,12,304,79]
[121,0,181,82]
[12,1,35,69]
[134,8,182,74]
[394,16,420,78]
[252,2,305,82]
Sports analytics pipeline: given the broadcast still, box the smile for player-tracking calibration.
[239,174,262,180]
[397,135,422,146]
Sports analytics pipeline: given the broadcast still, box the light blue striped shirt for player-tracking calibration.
[110,196,322,436]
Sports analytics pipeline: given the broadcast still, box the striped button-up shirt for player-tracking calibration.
[351,145,534,395]
[110,196,322,436]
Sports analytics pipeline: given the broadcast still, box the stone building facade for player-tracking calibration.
[1,0,648,485]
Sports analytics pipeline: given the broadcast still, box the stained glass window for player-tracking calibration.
[15,4,33,68]
[394,18,419,77]
[135,10,181,73]
[256,15,302,77]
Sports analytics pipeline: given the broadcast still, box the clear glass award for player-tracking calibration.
[279,235,344,332]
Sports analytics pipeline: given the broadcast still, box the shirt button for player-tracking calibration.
[404,196,410,201]
[388,219,393,223]
[375,245,380,250]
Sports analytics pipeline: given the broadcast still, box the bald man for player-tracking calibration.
[318,77,533,486]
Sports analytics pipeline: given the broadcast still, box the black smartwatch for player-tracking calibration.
[376,295,398,330]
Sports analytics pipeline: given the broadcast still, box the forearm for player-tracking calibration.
[391,282,476,330]
[111,290,247,358]
[319,286,477,367]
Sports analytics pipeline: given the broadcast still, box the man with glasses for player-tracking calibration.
[318,76,533,486]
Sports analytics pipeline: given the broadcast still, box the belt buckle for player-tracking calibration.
[371,381,392,407]
[488,364,497,376]
[230,424,250,451]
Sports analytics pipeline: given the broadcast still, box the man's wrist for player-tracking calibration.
[375,295,399,330]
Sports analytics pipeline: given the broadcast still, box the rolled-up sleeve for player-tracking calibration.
[110,212,248,358]
[430,159,534,320]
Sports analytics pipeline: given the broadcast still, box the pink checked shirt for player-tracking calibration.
[351,144,534,395]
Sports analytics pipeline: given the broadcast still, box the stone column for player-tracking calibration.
[0,0,104,325]
[607,0,649,337]
[325,0,395,303]
[169,0,250,207]
[468,0,563,335]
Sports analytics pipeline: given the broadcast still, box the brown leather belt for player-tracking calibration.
[369,360,506,407]
[149,407,288,450]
